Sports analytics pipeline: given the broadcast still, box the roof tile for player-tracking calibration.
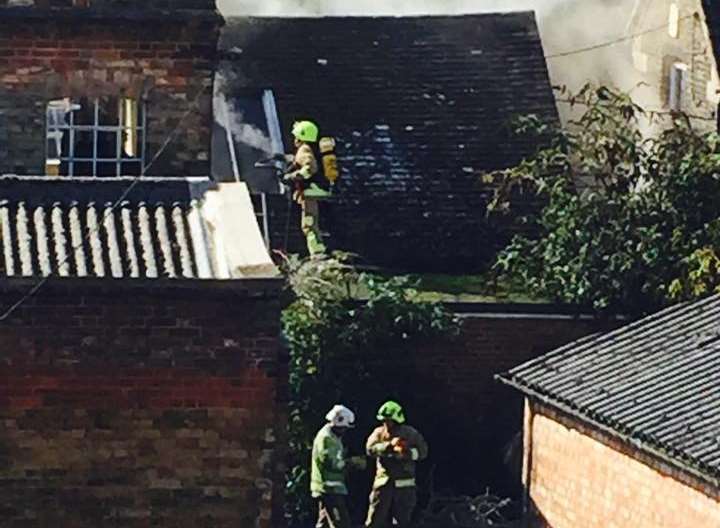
[498,295,720,483]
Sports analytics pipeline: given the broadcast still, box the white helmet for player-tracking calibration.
[325,404,356,428]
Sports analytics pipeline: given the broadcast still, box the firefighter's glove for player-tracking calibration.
[373,441,393,456]
[391,437,409,458]
[348,456,368,471]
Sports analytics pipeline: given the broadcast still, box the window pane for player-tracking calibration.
[121,161,142,177]
[121,98,139,157]
[47,132,63,159]
[98,96,120,126]
[97,162,118,178]
[73,97,95,126]
[73,162,93,177]
[97,131,119,159]
[74,130,94,158]
[45,97,145,178]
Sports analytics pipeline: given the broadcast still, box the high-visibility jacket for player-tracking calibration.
[366,424,428,490]
[285,143,319,198]
[311,424,348,497]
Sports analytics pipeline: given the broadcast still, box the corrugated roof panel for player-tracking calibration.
[51,203,70,277]
[0,176,277,280]
[0,177,224,280]
[68,203,87,277]
[498,294,720,482]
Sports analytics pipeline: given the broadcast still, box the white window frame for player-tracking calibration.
[668,62,688,111]
[668,3,680,39]
[46,97,147,177]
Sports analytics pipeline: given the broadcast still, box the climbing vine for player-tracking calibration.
[280,253,459,525]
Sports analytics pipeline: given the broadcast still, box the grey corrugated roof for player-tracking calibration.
[0,176,224,279]
[498,294,720,484]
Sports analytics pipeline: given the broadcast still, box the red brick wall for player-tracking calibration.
[357,311,619,498]
[0,279,286,528]
[0,9,221,176]
[524,401,720,528]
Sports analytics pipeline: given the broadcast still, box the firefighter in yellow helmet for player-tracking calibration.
[365,401,428,528]
[284,120,330,256]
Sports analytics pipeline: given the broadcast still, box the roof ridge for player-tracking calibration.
[226,12,536,22]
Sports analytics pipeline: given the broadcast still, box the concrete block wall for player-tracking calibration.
[0,8,221,176]
[524,402,720,528]
[0,280,285,528]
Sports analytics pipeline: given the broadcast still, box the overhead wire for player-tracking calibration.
[545,14,695,59]
[0,87,209,322]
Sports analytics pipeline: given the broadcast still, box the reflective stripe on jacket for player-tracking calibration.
[311,424,348,497]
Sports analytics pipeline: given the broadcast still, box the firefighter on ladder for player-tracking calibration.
[365,400,428,528]
[284,120,332,256]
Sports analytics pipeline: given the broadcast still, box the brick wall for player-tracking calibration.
[339,310,619,501]
[0,6,222,176]
[524,401,720,528]
[1,1,218,8]
[418,312,619,495]
[0,279,286,528]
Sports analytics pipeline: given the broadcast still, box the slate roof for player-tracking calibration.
[0,176,229,280]
[498,295,720,484]
[217,14,557,271]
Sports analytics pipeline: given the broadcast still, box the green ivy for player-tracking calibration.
[279,253,459,525]
[486,85,720,315]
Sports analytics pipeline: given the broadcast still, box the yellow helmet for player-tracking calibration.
[292,120,319,143]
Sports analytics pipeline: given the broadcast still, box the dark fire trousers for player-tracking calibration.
[365,485,417,528]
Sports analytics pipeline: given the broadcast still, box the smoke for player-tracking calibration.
[218,0,570,17]
[214,72,274,156]
[217,0,640,90]
[218,0,663,130]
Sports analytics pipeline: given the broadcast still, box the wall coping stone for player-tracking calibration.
[0,6,224,25]
[0,276,284,299]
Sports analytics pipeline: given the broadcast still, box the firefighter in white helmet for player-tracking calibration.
[311,404,365,528]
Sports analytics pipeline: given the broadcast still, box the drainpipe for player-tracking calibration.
[522,398,534,527]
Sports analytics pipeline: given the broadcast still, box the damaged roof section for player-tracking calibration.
[498,294,720,484]
[0,176,276,280]
[218,14,558,270]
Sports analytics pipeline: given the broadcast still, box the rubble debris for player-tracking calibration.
[417,490,520,528]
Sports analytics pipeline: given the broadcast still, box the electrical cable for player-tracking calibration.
[545,15,694,59]
[0,88,209,322]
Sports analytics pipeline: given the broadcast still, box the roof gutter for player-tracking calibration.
[496,374,720,490]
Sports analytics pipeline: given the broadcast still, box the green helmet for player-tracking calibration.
[292,120,319,143]
[377,400,405,424]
